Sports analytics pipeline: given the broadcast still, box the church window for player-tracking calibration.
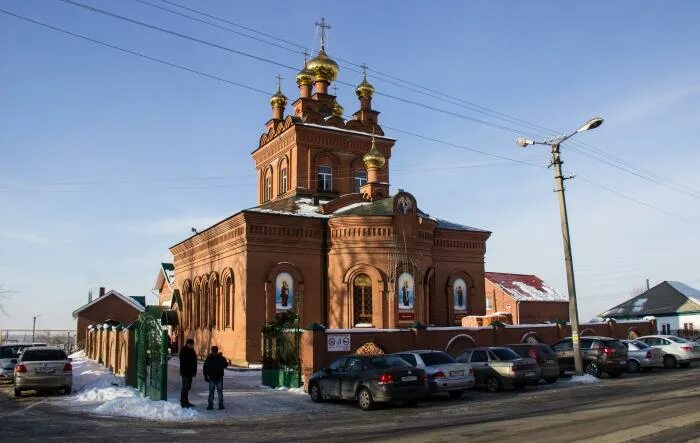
[225,275,233,328]
[353,170,367,193]
[485,295,493,310]
[353,274,373,327]
[279,159,288,194]
[264,169,273,202]
[318,165,332,191]
[202,281,209,328]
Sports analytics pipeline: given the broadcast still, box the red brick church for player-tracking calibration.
[169,26,491,365]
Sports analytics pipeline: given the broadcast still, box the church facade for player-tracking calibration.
[169,32,491,365]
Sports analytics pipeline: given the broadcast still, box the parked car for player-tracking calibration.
[456,347,540,392]
[621,340,663,372]
[307,354,427,410]
[505,343,560,383]
[637,335,700,369]
[550,336,627,378]
[13,346,72,397]
[392,350,474,398]
[0,343,47,382]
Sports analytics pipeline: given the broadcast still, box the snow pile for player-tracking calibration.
[559,374,601,384]
[95,397,198,421]
[512,281,567,302]
[76,386,138,402]
[271,386,306,395]
[69,351,125,393]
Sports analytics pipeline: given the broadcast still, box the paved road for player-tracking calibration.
[1,367,699,442]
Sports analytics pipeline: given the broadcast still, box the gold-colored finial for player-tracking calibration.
[315,17,331,50]
[363,134,385,169]
[306,18,339,82]
[332,85,344,117]
[355,63,375,99]
[296,51,314,86]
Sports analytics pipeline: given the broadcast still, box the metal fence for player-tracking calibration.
[0,329,76,352]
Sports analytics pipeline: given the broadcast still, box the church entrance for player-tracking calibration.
[353,274,372,327]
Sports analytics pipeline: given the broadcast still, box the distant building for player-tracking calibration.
[484,272,569,324]
[153,263,175,307]
[600,281,700,337]
[72,288,145,346]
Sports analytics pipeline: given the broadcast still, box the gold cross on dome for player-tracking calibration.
[275,74,283,91]
[302,49,310,64]
[315,17,331,49]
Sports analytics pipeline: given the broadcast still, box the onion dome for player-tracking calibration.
[306,48,339,82]
[296,63,314,86]
[355,67,375,99]
[269,85,287,108]
[332,99,344,117]
[363,136,385,169]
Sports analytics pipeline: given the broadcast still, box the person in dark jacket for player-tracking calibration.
[179,338,197,408]
[203,345,229,410]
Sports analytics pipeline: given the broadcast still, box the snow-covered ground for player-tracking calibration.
[53,351,331,422]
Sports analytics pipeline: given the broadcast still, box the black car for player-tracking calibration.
[308,355,428,410]
[551,336,628,378]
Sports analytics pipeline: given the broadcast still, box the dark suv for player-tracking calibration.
[506,343,560,383]
[550,336,628,378]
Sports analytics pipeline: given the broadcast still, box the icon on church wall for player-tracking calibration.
[397,272,414,311]
[454,278,468,311]
[397,195,412,215]
[276,272,293,312]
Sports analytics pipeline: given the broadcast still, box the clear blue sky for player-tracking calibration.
[1,0,699,329]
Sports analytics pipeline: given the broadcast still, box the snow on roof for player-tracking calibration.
[245,197,330,219]
[667,281,700,305]
[298,123,396,141]
[485,272,568,302]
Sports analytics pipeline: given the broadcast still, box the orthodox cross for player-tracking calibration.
[275,74,283,91]
[361,63,369,81]
[315,17,330,49]
[302,49,310,65]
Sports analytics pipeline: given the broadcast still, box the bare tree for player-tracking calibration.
[0,285,11,315]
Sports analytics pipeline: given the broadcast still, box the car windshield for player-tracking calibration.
[420,352,456,366]
[490,348,520,361]
[21,349,67,362]
[0,345,28,359]
[371,356,412,369]
[667,336,690,343]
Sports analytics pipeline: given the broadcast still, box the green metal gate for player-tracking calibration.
[134,314,168,400]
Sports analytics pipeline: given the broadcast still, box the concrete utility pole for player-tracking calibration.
[32,314,42,342]
[516,117,604,376]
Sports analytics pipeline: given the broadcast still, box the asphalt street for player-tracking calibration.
[1,366,699,442]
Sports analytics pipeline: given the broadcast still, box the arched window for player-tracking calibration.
[202,280,209,328]
[353,274,372,327]
[279,158,288,194]
[264,168,273,202]
[225,275,233,328]
[353,169,367,193]
[317,165,332,191]
[193,281,201,329]
[209,277,217,329]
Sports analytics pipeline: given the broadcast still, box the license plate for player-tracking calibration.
[35,368,55,374]
[401,375,418,382]
[546,359,554,364]
[449,370,465,377]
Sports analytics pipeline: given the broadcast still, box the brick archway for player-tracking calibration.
[343,263,386,329]
[521,332,541,343]
[445,334,476,357]
[626,327,641,339]
[265,262,305,323]
[445,270,474,324]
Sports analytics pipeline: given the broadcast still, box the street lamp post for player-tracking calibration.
[516,117,603,376]
[32,314,42,342]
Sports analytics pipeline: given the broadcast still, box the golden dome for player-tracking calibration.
[296,64,314,86]
[269,86,287,108]
[306,48,339,82]
[355,66,375,99]
[332,99,344,117]
[363,136,385,169]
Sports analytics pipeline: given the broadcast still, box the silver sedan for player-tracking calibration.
[622,340,663,372]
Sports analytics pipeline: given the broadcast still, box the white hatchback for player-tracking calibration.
[637,335,700,369]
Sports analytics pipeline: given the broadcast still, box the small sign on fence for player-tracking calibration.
[327,334,351,352]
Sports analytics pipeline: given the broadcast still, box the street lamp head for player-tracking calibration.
[576,117,604,133]
[515,137,534,148]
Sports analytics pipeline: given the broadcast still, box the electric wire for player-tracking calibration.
[0,8,695,225]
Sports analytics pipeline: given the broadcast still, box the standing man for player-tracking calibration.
[203,345,228,410]
[179,338,197,408]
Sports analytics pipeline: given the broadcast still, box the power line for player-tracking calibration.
[1,8,695,225]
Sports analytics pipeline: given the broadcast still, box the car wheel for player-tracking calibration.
[607,370,622,378]
[627,360,641,373]
[663,355,677,369]
[448,390,464,399]
[678,362,690,368]
[584,361,601,378]
[544,377,558,384]
[14,388,21,398]
[309,383,323,402]
[63,386,72,395]
[486,377,502,393]
[357,387,374,411]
